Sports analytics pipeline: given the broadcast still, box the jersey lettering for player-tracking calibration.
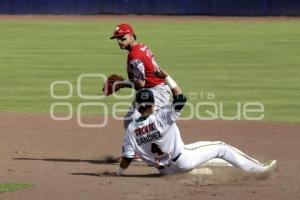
[139,47,157,66]
[140,46,147,51]
[136,131,162,146]
[134,123,156,137]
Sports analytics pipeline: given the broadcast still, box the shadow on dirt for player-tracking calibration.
[14,156,119,165]
[13,155,152,167]
[13,157,278,182]
[71,172,161,178]
[14,157,160,178]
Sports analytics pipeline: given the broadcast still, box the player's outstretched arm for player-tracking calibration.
[155,67,186,111]
[116,156,133,176]
[155,67,181,95]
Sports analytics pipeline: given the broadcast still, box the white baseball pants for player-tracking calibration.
[159,141,266,175]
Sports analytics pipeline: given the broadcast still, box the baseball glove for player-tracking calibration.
[102,74,124,96]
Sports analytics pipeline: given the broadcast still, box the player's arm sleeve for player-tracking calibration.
[128,59,145,82]
[122,133,135,159]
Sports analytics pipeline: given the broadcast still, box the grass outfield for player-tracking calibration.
[0,183,32,193]
[0,18,299,122]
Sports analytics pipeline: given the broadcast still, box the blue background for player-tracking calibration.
[0,0,299,15]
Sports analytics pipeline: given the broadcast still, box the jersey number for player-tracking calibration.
[140,47,159,69]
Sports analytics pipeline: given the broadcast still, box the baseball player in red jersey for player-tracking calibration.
[110,23,171,128]
[116,68,277,176]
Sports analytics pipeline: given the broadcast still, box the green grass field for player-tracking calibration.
[0,183,32,193]
[0,18,299,122]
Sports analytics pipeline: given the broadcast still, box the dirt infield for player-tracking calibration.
[0,113,299,200]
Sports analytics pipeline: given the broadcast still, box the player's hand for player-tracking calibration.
[102,74,125,96]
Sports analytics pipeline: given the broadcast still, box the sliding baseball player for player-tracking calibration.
[116,68,277,176]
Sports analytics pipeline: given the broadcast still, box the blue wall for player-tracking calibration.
[0,0,299,16]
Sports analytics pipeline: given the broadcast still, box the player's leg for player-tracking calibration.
[150,84,171,111]
[185,142,232,167]
[177,141,271,173]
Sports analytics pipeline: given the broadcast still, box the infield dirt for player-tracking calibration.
[0,113,299,200]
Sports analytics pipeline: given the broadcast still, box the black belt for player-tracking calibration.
[171,153,182,162]
[157,153,182,170]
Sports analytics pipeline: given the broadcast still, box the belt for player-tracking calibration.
[171,153,182,162]
[156,153,182,170]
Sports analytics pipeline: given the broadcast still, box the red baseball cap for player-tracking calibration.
[110,23,135,39]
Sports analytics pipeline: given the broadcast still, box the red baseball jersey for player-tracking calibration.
[127,43,164,88]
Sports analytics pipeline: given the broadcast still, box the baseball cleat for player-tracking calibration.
[263,160,277,173]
